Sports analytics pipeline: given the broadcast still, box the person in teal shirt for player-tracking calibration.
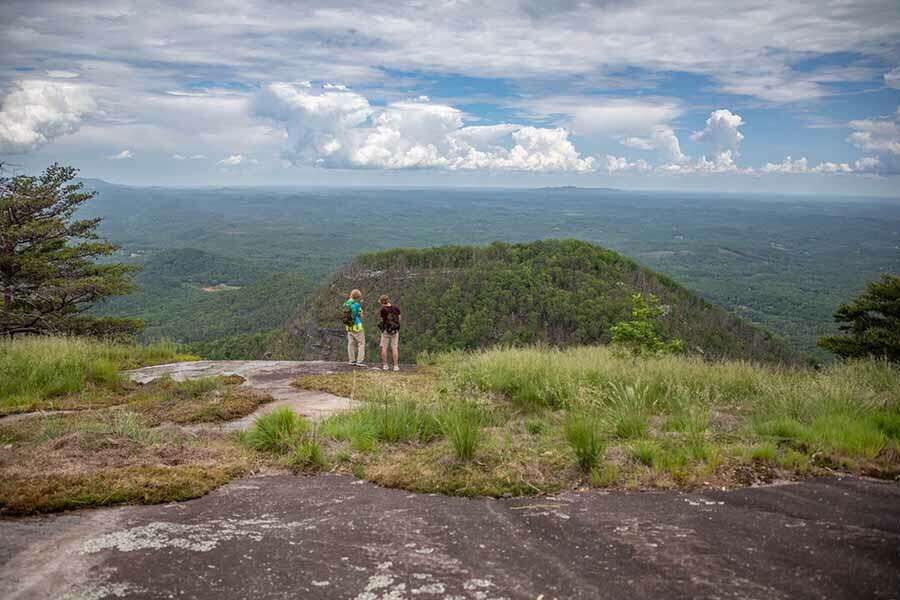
[344,289,365,365]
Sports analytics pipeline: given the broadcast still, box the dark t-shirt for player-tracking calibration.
[380,305,401,331]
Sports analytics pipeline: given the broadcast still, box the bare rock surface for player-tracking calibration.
[1,475,898,599]
[126,360,376,425]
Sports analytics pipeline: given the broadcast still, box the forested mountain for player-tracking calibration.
[271,240,798,364]
[81,182,900,358]
[94,248,313,344]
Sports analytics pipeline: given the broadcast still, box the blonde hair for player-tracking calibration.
[379,294,390,304]
[350,289,362,299]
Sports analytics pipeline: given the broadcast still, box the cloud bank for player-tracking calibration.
[254,83,594,172]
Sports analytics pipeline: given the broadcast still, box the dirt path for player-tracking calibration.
[1,475,898,599]
[126,360,372,425]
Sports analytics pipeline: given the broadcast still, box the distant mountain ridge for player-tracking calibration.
[270,239,798,364]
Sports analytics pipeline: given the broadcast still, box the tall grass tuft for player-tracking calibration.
[564,409,606,473]
[439,400,483,461]
[243,407,309,453]
[288,437,326,469]
[320,386,439,447]
[602,381,655,439]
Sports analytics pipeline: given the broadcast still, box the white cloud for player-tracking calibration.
[172,153,186,160]
[0,80,96,154]
[621,125,687,163]
[761,156,810,173]
[254,83,595,172]
[847,116,900,155]
[845,108,900,174]
[604,155,651,174]
[760,156,884,175]
[218,154,258,166]
[107,149,133,160]
[691,109,745,168]
[523,97,682,136]
[885,67,900,89]
[173,153,207,160]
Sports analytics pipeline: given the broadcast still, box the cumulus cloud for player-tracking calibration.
[173,153,207,160]
[886,67,900,89]
[254,83,595,172]
[692,110,745,148]
[0,80,96,154]
[107,149,133,160]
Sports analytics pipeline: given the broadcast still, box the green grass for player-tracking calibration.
[750,442,778,463]
[0,336,196,415]
[564,409,606,473]
[439,400,483,462]
[288,437,327,470]
[310,346,900,496]
[242,407,310,453]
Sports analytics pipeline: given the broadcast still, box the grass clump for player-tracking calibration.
[439,400,483,461]
[320,386,440,447]
[287,437,327,470]
[564,409,606,473]
[749,442,778,463]
[243,407,309,453]
[600,381,654,439]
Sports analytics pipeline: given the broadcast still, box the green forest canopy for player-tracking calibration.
[274,240,798,364]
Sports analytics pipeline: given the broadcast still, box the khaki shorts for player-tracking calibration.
[380,331,399,350]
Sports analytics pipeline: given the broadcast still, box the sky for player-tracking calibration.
[1,0,900,195]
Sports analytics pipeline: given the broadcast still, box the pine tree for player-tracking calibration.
[818,274,900,362]
[0,163,141,337]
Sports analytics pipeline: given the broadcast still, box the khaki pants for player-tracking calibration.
[380,332,399,351]
[347,330,365,362]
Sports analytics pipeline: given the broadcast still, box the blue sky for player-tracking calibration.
[1,0,899,194]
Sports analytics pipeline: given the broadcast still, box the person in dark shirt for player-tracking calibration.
[378,294,401,371]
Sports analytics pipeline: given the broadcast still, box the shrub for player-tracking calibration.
[610,293,682,358]
[439,400,483,462]
[243,407,309,453]
[564,409,606,473]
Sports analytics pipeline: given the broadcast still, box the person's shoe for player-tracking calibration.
[354,361,366,367]
[347,360,355,365]
[393,365,400,372]
[382,364,389,371]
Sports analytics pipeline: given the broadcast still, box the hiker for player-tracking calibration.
[378,294,401,371]
[342,289,365,366]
